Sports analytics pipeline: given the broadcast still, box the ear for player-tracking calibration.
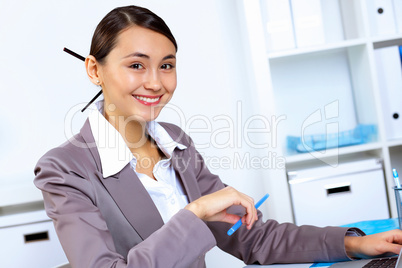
[85,55,102,86]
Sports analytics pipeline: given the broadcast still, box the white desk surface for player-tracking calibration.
[244,264,330,268]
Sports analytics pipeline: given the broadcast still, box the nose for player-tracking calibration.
[144,70,162,91]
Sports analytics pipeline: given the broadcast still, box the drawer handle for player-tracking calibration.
[325,183,351,196]
[24,231,49,243]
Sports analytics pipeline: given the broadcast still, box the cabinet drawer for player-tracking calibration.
[0,220,68,267]
[289,160,389,227]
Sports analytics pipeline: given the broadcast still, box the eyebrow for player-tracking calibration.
[123,52,176,61]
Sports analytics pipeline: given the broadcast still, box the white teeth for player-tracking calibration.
[134,95,160,103]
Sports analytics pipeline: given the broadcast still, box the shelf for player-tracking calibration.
[240,0,402,221]
[371,33,402,44]
[387,139,402,148]
[267,38,368,59]
[285,142,383,164]
[372,37,402,50]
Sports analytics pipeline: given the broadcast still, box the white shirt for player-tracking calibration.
[88,100,189,223]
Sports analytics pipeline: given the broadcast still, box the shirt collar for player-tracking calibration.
[146,121,187,158]
[88,100,187,178]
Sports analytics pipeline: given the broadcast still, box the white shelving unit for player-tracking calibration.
[237,0,402,222]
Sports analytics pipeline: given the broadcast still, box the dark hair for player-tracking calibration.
[90,5,178,64]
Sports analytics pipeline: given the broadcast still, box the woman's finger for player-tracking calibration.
[185,186,259,229]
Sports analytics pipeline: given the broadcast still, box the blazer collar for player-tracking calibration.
[170,150,202,203]
[78,120,162,239]
[157,122,202,201]
[95,165,164,240]
[79,119,102,172]
[87,103,187,178]
[79,119,202,240]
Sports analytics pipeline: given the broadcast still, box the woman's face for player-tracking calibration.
[98,25,177,122]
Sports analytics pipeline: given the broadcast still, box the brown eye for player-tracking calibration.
[161,64,174,70]
[130,63,144,69]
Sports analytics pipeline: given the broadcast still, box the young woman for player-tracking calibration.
[34,5,402,268]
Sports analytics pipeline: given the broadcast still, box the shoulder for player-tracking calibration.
[34,134,99,208]
[34,131,98,178]
[36,118,99,171]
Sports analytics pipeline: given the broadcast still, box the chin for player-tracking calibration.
[143,109,163,122]
[126,112,161,123]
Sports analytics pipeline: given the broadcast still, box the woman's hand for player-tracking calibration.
[345,229,402,259]
[184,186,258,230]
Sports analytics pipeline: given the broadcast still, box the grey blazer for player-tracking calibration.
[34,120,356,268]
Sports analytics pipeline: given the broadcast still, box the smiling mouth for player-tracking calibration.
[133,95,162,106]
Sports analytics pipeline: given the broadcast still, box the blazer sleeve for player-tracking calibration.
[183,138,360,265]
[34,147,216,268]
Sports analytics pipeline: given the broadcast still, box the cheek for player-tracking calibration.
[105,68,135,91]
[164,74,177,93]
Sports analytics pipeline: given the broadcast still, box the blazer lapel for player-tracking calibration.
[79,119,102,171]
[157,122,202,202]
[80,119,164,240]
[80,119,206,239]
[171,150,202,202]
[95,164,164,240]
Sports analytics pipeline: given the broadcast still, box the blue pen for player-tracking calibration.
[393,169,401,189]
[227,193,270,236]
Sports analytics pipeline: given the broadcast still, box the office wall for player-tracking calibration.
[0,1,273,267]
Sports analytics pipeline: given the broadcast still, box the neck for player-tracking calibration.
[105,110,148,150]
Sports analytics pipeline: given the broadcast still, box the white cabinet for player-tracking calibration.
[288,158,389,226]
[237,0,402,222]
[0,209,68,268]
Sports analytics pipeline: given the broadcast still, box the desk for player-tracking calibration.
[244,218,399,268]
[245,264,318,268]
